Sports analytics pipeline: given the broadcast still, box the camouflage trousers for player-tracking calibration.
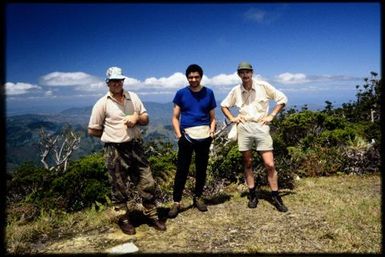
[104,140,159,219]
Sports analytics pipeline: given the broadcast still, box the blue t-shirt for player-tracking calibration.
[173,86,217,129]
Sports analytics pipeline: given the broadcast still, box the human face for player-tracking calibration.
[238,69,253,84]
[107,79,124,95]
[187,72,202,88]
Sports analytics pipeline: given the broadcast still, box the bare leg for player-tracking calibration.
[260,150,278,191]
[242,150,254,189]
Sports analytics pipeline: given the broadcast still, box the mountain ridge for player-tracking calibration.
[5,102,179,174]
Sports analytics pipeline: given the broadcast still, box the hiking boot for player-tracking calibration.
[194,197,208,212]
[150,219,167,231]
[247,190,258,208]
[247,187,258,208]
[272,195,288,212]
[168,202,180,218]
[118,216,136,235]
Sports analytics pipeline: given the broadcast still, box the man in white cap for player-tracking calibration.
[88,67,166,234]
[221,62,288,212]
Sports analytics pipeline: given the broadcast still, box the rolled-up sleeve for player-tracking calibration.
[263,82,288,105]
[130,92,147,114]
[88,98,106,130]
[221,87,237,108]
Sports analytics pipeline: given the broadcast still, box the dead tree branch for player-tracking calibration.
[39,128,81,172]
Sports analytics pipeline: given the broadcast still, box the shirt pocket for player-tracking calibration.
[253,98,268,112]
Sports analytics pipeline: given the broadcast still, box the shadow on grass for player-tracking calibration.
[154,204,195,222]
[123,188,292,229]
[156,192,233,222]
[205,192,232,206]
[126,209,169,229]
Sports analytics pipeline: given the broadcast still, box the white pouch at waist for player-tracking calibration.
[227,124,238,142]
[184,125,210,139]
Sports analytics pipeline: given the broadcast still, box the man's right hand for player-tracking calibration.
[231,115,246,124]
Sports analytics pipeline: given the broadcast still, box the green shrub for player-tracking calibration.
[50,153,110,212]
[209,142,243,183]
[7,162,50,203]
[317,128,356,147]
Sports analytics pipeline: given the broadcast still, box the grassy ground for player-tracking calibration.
[5,173,382,254]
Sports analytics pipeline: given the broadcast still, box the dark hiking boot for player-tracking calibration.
[168,202,181,218]
[150,219,167,231]
[272,195,288,212]
[118,216,136,235]
[247,190,258,208]
[194,197,208,212]
[142,205,167,231]
[247,195,258,209]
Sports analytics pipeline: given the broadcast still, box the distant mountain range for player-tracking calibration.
[5,102,227,174]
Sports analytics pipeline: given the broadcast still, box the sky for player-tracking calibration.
[5,2,381,115]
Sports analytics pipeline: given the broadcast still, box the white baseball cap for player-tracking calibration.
[106,67,126,81]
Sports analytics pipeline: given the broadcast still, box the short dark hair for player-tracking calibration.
[185,64,203,77]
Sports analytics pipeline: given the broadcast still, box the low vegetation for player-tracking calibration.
[6,174,381,254]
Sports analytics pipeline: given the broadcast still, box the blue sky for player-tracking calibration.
[5,3,381,115]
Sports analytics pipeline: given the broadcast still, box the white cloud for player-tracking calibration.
[6,70,362,103]
[308,74,361,82]
[74,81,106,92]
[76,78,142,92]
[283,85,329,92]
[124,77,141,88]
[39,71,142,92]
[276,73,310,84]
[275,72,363,100]
[275,72,361,85]
[143,72,186,89]
[5,82,41,95]
[39,71,100,86]
[206,72,240,86]
[138,91,175,96]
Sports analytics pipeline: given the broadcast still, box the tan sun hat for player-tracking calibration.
[237,62,253,71]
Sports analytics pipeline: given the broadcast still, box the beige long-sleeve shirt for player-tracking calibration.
[221,79,287,122]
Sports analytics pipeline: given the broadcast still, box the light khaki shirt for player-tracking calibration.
[88,90,147,143]
[221,79,287,122]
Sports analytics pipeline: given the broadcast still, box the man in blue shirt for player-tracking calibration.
[168,64,217,218]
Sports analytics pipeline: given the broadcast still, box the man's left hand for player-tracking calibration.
[261,115,274,125]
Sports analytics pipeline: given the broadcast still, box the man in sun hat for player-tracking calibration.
[221,61,289,212]
[88,66,166,234]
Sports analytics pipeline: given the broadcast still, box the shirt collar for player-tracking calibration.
[241,79,256,93]
[106,90,131,100]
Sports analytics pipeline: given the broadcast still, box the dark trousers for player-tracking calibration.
[104,141,157,206]
[172,135,212,202]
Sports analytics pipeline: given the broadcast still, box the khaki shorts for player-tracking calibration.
[237,122,273,152]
